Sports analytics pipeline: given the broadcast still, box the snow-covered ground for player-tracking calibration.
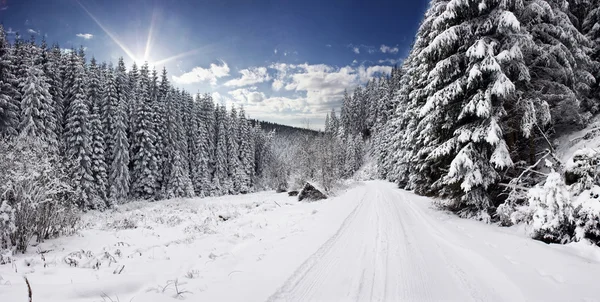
[1,181,600,301]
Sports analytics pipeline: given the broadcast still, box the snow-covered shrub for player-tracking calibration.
[565,148,600,192]
[573,186,600,245]
[519,172,576,244]
[0,138,78,257]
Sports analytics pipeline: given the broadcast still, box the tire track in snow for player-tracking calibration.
[266,181,538,302]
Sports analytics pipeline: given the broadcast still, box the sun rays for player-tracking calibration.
[76,0,200,67]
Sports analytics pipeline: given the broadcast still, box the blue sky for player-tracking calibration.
[0,0,428,128]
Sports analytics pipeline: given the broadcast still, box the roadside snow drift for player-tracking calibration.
[1,181,600,301]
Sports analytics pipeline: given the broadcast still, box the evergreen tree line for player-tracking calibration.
[337,0,600,244]
[0,27,279,211]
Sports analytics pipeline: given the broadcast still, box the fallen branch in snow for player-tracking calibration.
[274,201,281,207]
[113,265,125,274]
[24,276,32,302]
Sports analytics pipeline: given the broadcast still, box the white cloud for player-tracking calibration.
[274,49,278,54]
[326,44,332,48]
[378,58,402,65]
[380,44,399,54]
[357,65,393,83]
[353,47,360,54]
[224,67,271,87]
[172,61,230,85]
[272,79,285,91]
[76,33,94,39]
[211,92,225,104]
[352,59,358,65]
[27,29,39,35]
[268,62,391,111]
[6,27,15,35]
[228,87,266,103]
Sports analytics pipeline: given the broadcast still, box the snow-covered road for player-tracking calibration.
[1,181,600,301]
[269,181,600,302]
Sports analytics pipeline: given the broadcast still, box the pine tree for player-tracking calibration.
[130,63,159,200]
[227,106,243,194]
[158,70,172,197]
[393,0,530,217]
[88,58,108,206]
[150,68,165,195]
[0,25,21,138]
[64,51,95,208]
[43,43,64,152]
[163,88,194,198]
[18,63,54,143]
[104,64,130,203]
[238,107,255,193]
[213,105,229,195]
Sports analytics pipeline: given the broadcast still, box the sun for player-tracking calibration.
[77,0,201,68]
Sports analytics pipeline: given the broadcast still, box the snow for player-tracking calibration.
[2,181,600,301]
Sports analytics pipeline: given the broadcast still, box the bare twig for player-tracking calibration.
[274,201,281,207]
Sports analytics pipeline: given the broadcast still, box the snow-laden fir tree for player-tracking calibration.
[190,94,211,197]
[87,58,108,206]
[0,25,20,138]
[104,64,130,203]
[35,38,58,149]
[226,106,243,194]
[383,0,450,191]
[130,63,160,200]
[213,105,230,195]
[238,107,255,193]
[64,51,95,208]
[17,63,52,141]
[150,68,165,195]
[163,88,194,198]
[43,44,65,152]
[401,0,529,218]
[157,68,171,197]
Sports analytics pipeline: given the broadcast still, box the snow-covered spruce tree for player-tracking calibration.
[194,95,212,197]
[87,58,109,207]
[127,62,140,164]
[185,94,203,196]
[150,68,165,196]
[381,0,448,189]
[64,51,96,209]
[213,105,230,195]
[200,94,217,193]
[0,25,21,138]
[44,44,65,152]
[130,63,160,200]
[521,0,594,131]
[566,0,600,115]
[227,106,243,194]
[162,88,194,198]
[166,149,195,199]
[105,64,130,203]
[405,0,534,218]
[238,107,255,193]
[18,63,53,141]
[252,122,271,188]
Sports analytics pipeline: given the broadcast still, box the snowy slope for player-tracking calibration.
[2,181,600,301]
